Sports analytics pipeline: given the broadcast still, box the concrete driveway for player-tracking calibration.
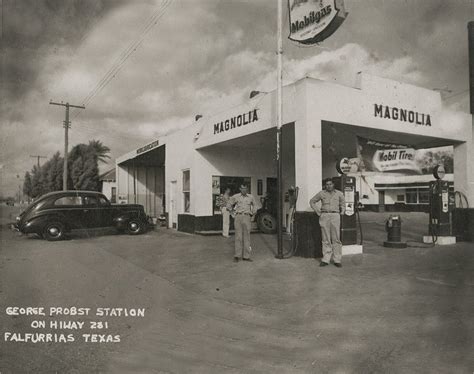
[1,206,473,373]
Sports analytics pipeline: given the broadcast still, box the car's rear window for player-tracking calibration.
[83,196,99,206]
[54,196,82,206]
[99,197,109,205]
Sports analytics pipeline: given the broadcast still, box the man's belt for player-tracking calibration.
[321,211,339,213]
[235,212,252,215]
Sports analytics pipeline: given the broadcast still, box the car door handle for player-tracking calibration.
[83,209,89,213]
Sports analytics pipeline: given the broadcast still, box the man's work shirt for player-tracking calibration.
[227,193,256,215]
[310,189,345,214]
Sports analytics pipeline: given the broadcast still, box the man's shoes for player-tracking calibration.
[243,258,253,262]
[319,261,329,267]
[233,257,239,262]
[334,263,342,268]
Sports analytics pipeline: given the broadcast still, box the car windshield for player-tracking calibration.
[34,200,49,211]
[19,198,47,215]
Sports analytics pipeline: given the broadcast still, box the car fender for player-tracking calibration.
[21,214,68,234]
[113,211,145,229]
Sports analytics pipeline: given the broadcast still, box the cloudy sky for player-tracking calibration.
[1,0,472,196]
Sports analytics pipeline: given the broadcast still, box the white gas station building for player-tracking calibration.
[116,73,473,256]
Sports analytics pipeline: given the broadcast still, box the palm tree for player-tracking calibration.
[87,140,111,163]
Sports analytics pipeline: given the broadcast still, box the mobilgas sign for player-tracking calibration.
[136,140,159,155]
[213,109,259,135]
[374,104,432,126]
[336,157,360,174]
[288,0,347,45]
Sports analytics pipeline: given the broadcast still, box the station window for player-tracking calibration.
[406,190,417,204]
[183,170,190,213]
[212,176,251,215]
[405,188,430,205]
[111,187,117,203]
[396,194,405,202]
[418,189,430,204]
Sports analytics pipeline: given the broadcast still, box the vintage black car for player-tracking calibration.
[14,191,149,241]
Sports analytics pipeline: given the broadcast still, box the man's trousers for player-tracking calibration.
[234,214,251,259]
[319,213,342,264]
[221,207,230,237]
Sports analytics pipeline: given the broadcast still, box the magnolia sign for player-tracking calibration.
[374,104,432,127]
[213,109,259,135]
[288,0,348,44]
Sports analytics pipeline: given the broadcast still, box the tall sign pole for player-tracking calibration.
[282,0,347,258]
[468,21,474,114]
[276,0,284,259]
[49,101,85,190]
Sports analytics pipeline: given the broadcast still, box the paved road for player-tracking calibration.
[1,205,473,373]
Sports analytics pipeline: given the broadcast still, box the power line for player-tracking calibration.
[74,1,171,107]
[72,0,174,119]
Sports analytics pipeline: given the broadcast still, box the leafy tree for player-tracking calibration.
[68,140,107,191]
[30,165,44,198]
[28,139,110,195]
[70,155,99,190]
[46,152,63,191]
[88,140,111,163]
[39,159,52,195]
[23,171,32,198]
[417,149,454,174]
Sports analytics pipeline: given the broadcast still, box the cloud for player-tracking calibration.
[246,43,425,94]
[1,0,127,101]
[1,0,471,196]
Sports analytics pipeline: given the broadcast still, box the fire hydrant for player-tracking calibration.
[383,215,407,248]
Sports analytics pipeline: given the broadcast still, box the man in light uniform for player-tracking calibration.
[310,178,346,267]
[217,187,232,237]
[227,184,256,262]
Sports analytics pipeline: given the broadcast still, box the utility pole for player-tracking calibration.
[275,0,284,259]
[49,101,85,190]
[16,174,23,205]
[30,155,47,168]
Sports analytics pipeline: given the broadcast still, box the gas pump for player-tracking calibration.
[428,165,453,237]
[332,175,358,245]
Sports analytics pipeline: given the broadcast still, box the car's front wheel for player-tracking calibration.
[126,219,144,235]
[257,212,277,234]
[43,222,66,241]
